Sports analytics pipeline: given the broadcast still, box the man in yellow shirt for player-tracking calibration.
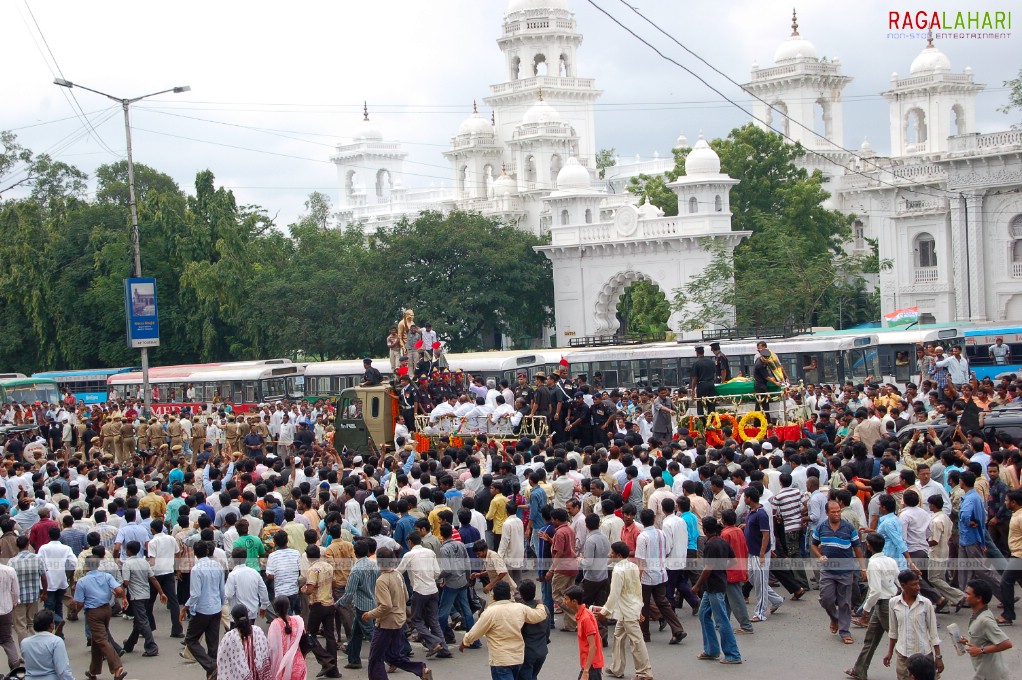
[485,482,509,550]
[997,489,1022,624]
[459,580,547,674]
[139,482,167,520]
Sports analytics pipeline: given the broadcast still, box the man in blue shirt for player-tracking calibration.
[958,471,1005,603]
[182,541,226,679]
[392,499,419,556]
[113,509,150,562]
[811,500,866,642]
[72,555,128,680]
[875,495,911,571]
[526,472,548,558]
[744,488,783,621]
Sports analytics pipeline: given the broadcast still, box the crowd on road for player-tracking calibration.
[0,348,1019,680]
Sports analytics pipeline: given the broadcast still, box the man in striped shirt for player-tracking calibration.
[811,501,866,644]
[337,539,379,670]
[9,536,45,644]
[773,474,809,599]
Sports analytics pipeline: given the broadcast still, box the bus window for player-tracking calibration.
[243,381,257,404]
[653,359,679,388]
[371,397,380,419]
[818,352,839,385]
[286,376,303,398]
[779,356,798,384]
[893,349,912,384]
[801,355,819,385]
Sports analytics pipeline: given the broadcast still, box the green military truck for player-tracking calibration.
[331,385,398,454]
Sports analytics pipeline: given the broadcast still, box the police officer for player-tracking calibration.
[359,357,383,387]
[119,414,136,462]
[565,391,591,446]
[690,345,717,415]
[398,374,418,432]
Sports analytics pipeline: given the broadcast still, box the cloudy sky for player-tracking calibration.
[3,0,1017,225]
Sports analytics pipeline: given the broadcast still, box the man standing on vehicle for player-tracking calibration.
[650,387,674,443]
[988,337,1011,366]
[360,358,383,387]
[710,342,730,383]
[690,346,716,416]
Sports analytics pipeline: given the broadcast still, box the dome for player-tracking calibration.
[860,137,872,153]
[353,103,383,142]
[774,35,818,63]
[492,167,517,196]
[556,157,591,191]
[773,9,817,63]
[522,98,563,126]
[676,133,688,148]
[684,135,720,176]
[458,103,493,136]
[910,42,951,74]
[507,0,569,13]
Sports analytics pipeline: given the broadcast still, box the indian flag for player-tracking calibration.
[884,306,920,327]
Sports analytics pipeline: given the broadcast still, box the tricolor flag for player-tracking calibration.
[884,306,920,327]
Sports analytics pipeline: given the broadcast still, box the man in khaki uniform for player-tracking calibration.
[136,419,150,452]
[224,416,240,455]
[101,417,117,457]
[167,414,184,452]
[119,416,135,462]
[238,417,251,439]
[109,416,123,461]
[190,417,206,465]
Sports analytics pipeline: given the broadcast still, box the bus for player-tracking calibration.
[302,350,575,402]
[32,368,137,404]
[107,360,303,415]
[963,325,1022,380]
[814,325,964,388]
[0,376,60,405]
[563,334,881,390]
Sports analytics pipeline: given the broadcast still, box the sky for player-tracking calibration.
[3,0,1018,226]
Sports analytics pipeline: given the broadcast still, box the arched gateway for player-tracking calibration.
[535,140,749,345]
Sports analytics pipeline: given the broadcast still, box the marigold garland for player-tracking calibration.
[684,415,703,434]
[717,412,739,436]
[706,412,722,430]
[738,411,768,442]
[704,427,725,448]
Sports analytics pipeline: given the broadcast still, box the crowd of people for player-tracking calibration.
[0,343,1019,680]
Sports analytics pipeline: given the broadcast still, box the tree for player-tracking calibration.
[368,211,554,352]
[617,280,670,336]
[596,148,616,180]
[667,124,862,329]
[999,68,1022,128]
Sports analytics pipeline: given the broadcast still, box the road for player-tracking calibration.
[55,592,1021,680]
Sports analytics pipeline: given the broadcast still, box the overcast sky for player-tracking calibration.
[4,0,1018,225]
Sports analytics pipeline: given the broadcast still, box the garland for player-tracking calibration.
[705,427,725,448]
[684,415,703,434]
[738,411,768,442]
[717,412,739,436]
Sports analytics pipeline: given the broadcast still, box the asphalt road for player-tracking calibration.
[52,591,1022,680]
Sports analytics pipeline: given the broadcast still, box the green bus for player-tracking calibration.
[0,376,60,405]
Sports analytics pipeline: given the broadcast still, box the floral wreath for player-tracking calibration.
[738,411,768,442]
[717,412,739,436]
[703,412,724,447]
[684,415,703,434]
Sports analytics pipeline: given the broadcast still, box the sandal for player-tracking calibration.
[830,620,839,634]
[841,636,855,645]
[844,670,864,680]
[114,669,129,680]
[995,616,1014,626]
[749,616,765,623]
[697,653,719,661]
[85,673,98,680]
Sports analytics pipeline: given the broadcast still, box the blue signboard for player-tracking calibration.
[124,277,160,348]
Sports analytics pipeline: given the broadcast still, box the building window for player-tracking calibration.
[688,197,698,214]
[915,232,937,268]
[584,208,593,224]
[1010,215,1022,277]
[560,209,569,225]
[714,195,722,212]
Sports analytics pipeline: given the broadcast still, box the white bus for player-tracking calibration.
[564,334,881,390]
[108,360,303,414]
[813,326,964,388]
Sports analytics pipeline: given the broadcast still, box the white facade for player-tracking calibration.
[328,1,1022,332]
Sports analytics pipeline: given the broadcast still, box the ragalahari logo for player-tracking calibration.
[889,9,1011,30]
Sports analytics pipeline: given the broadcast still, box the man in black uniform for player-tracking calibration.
[530,372,552,426]
[590,390,618,447]
[753,348,780,416]
[359,358,383,386]
[514,372,534,409]
[565,392,591,446]
[710,342,731,383]
[690,346,717,415]
[398,374,418,432]
[547,373,571,444]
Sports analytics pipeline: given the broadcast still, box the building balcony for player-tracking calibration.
[1012,262,1022,278]
[914,267,939,283]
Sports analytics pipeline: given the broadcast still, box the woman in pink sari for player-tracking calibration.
[267,596,308,680]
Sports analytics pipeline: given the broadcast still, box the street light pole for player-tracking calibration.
[53,79,190,418]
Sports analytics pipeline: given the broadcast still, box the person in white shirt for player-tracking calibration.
[596,540,653,680]
[37,529,76,628]
[276,414,295,455]
[988,337,1011,365]
[464,399,493,435]
[484,380,501,411]
[489,397,515,432]
[146,518,183,636]
[397,531,447,655]
[394,417,410,444]
[342,488,364,534]
[848,532,900,679]
[225,547,270,621]
[915,465,950,516]
[497,502,525,586]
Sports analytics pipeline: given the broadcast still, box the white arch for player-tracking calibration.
[593,270,667,335]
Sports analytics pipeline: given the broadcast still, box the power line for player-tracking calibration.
[21,0,121,159]
[586,0,955,201]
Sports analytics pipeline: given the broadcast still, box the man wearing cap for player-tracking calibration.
[547,373,571,444]
[398,374,418,432]
[530,373,552,422]
[360,358,383,387]
[711,342,731,383]
[566,392,592,446]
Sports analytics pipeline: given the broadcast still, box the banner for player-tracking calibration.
[884,305,919,327]
[124,277,160,348]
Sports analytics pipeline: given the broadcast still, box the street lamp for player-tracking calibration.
[53,78,190,417]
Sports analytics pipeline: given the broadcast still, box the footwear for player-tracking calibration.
[54,621,65,637]
[425,643,443,658]
[955,599,968,614]
[792,587,806,601]
[318,668,342,678]
[658,619,668,632]
[697,653,719,661]
[179,651,197,664]
[852,618,869,629]
[170,632,185,639]
[84,673,98,680]
[343,663,362,670]
[996,616,1014,625]
[830,619,839,634]
[142,651,159,657]
[436,651,453,659]
[607,673,625,679]
[691,605,699,616]
[719,659,742,665]
[749,616,765,623]
[421,668,433,680]
[467,642,482,650]
[122,643,134,654]
[669,631,687,645]
[843,670,865,680]
[387,665,397,673]
[841,636,855,645]
[734,629,754,635]
[114,669,128,680]
[86,640,92,648]
[770,600,783,615]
